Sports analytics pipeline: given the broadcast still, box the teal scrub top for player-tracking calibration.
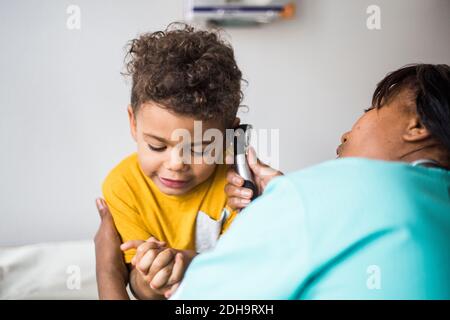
[173,158,450,299]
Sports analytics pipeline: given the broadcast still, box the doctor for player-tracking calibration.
[95,63,450,299]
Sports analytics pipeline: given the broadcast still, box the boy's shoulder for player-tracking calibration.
[102,153,141,195]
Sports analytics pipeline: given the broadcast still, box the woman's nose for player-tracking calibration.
[341,131,350,144]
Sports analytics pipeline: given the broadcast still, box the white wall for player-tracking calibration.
[1,0,449,245]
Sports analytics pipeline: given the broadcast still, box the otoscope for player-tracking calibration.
[233,124,258,201]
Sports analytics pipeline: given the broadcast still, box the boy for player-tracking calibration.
[98,23,244,300]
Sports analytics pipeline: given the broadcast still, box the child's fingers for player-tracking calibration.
[137,240,161,253]
[165,282,180,299]
[226,169,244,187]
[136,247,161,275]
[120,240,145,251]
[167,253,185,286]
[227,196,251,210]
[150,261,175,290]
[148,248,175,279]
[131,241,161,271]
[147,236,166,247]
[224,183,253,200]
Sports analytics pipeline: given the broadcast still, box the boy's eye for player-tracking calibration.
[148,144,167,152]
[191,147,206,156]
[190,144,215,156]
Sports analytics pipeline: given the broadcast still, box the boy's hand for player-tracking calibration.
[225,146,283,210]
[150,249,195,299]
[121,238,195,299]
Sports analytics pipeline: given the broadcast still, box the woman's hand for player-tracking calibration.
[94,198,130,300]
[225,147,283,211]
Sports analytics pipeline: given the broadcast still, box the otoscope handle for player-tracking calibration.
[242,179,258,201]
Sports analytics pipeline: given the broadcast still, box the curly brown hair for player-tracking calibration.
[123,23,243,127]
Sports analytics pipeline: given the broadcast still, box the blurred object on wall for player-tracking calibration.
[184,0,296,27]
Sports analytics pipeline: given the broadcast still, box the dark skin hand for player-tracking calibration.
[225,146,283,211]
[94,198,130,300]
[94,198,195,300]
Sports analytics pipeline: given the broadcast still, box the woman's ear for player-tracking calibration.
[402,115,431,143]
[127,105,137,142]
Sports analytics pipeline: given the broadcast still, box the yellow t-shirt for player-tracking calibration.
[102,153,236,263]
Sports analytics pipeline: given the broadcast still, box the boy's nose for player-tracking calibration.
[165,149,189,171]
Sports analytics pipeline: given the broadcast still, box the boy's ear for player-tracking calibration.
[127,105,137,142]
[232,117,241,129]
[402,114,432,143]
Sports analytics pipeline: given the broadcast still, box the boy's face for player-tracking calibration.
[129,102,225,196]
[337,89,420,160]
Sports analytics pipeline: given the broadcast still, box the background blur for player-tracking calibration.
[1,0,449,245]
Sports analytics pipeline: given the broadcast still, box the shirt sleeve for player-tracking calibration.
[171,176,310,299]
[102,178,151,264]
